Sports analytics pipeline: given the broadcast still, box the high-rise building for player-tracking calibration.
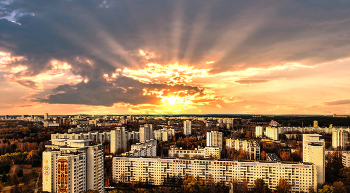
[110,127,127,154]
[342,152,350,167]
[313,120,318,128]
[255,126,263,138]
[303,134,325,184]
[139,124,153,143]
[44,113,49,120]
[183,120,191,135]
[42,138,104,193]
[332,129,349,149]
[206,131,223,149]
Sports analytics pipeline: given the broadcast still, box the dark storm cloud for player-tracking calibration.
[39,76,203,106]
[324,99,350,106]
[2,0,350,106]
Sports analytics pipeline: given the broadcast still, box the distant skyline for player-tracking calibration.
[1,0,350,115]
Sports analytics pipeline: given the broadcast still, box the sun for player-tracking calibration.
[168,96,177,105]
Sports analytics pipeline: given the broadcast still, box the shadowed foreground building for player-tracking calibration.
[42,138,104,193]
[112,157,317,192]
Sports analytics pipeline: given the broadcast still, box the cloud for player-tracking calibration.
[324,99,350,106]
[39,75,204,107]
[235,79,270,84]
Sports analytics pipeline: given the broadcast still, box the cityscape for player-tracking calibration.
[1,0,350,193]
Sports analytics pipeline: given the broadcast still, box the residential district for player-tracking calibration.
[1,114,350,193]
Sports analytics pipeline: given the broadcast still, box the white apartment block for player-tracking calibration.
[139,124,154,143]
[332,129,349,149]
[112,157,317,192]
[131,139,157,151]
[110,127,127,154]
[226,139,260,160]
[122,144,157,157]
[255,126,263,138]
[42,139,104,193]
[342,152,350,167]
[154,129,169,141]
[266,127,279,140]
[169,146,221,159]
[303,134,325,184]
[127,131,139,141]
[51,131,110,143]
[184,120,191,135]
[206,131,223,150]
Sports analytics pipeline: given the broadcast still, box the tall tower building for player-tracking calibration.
[206,131,223,149]
[303,134,325,184]
[332,129,349,149]
[42,138,104,193]
[255,126,263,138]
[266,127,279,140]
[313,120,318,127]
[110,127,127,154]
[139,124,153,143]
[44,113,49,120]
[184,120,191,135]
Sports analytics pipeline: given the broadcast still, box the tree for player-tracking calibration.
[253,178,270,193]
[280,152,292,161]
[9,173,19,186]
[318,185,333,193]
[1,172,7,182]
[332,181,346,193]
[261,151,266,160]
[339,167,350,185]
[275,178,290,193]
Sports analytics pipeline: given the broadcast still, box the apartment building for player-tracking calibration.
[42,139,104,193]
[342,152,350,167]
[332,129,349,149]
[110,127,127,154]
[154,129,169,141]
[255,126,263,138]
[168,146,221,159]
[112,157,317,192]
[206,131,223,150]
[266,127,279,140]
[226,139,260,160]
[184,120,191,135]
[303,134,325,184]
[140,124,154,143]
[51,131,110,143]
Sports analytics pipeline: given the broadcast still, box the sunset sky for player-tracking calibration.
[1,0,350,115]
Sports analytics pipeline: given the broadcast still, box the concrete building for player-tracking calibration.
[51,131,110,143]
[255,126,263,138]
[154,129,169,141]
[123,140,157,157]
[303,134,325,184]
[332,129,348,149]
[313,120,318,128]
[112,157,317,192]
[168,146,220,159]
[139,124,154,143]
[206,131,223,149]
[226,139,260,160]
[44,113,48,120]
[42,138,104,193]
[266,127,279,140]
[184,120,191,135]
[342,152,350,167]
[110,127,127,154]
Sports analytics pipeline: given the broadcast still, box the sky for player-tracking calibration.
[1,0,350,115]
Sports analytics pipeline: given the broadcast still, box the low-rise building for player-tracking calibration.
[112,157,317,192]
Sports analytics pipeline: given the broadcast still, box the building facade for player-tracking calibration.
[42,139,104,193]
[139,124,154,143]
[168,146,220,159]
[206,131,223,150]
[332,129,349,149]
[266,127,279,140]
[255,126,263,138]
[303,134,325,184]
[184,120,191,135]
[226,139,260,160]
[110,127,127,154]
[112,157,317,192]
